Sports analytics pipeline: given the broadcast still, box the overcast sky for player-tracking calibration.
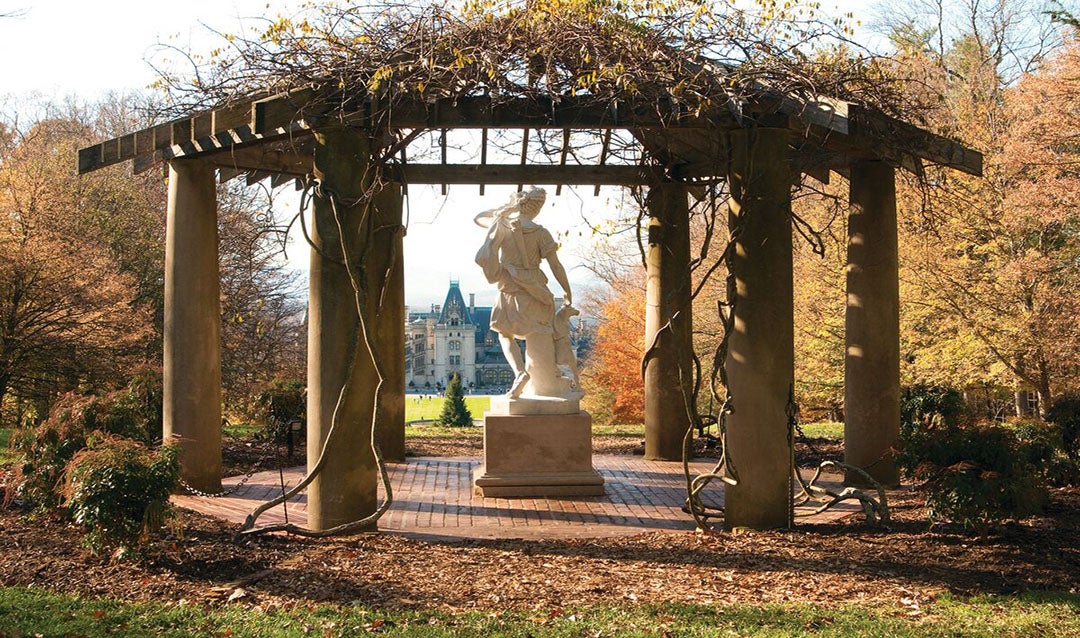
[0,0,873,308]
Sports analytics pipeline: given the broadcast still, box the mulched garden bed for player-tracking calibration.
[1,458,1077,614]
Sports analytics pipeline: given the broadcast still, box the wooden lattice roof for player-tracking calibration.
[78,87,982,187]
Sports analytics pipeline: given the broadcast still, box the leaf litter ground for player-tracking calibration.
[0,439,1076,619]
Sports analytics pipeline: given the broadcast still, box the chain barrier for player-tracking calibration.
[179,471,257,498]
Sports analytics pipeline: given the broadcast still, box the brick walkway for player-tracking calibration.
[173,456,860,540]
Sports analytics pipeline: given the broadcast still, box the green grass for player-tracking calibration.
[221,422,262,439]
[1,587,1077,637]
[405,396,490,423]
[798,421,844,440]
[592,423,644,437]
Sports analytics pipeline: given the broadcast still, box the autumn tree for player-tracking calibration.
[217,183,306,416]
[0,96,308,424]
[0,114,153,419]
[580,266,647,424]
[877,3,1080,413]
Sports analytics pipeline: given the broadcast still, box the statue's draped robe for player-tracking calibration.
[476,216,557,338]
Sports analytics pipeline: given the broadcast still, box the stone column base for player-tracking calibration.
[474,411,605,497]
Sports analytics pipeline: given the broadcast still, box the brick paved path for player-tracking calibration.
[173,455,860,540]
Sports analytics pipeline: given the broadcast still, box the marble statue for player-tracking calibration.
[474,187,578,400]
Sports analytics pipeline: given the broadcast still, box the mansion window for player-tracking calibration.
[449,340,461,351]
[449,355,461,365]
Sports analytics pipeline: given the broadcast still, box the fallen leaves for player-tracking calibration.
[0,486,1078,618]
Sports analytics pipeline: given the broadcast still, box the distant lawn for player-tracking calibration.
[1,587,1077,638]
[405,396,491,423]
[799,421,844,440]
[592,423,643,437]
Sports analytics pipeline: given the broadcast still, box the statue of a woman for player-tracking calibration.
[475,188,574,399]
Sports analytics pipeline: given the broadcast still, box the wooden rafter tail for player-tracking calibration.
[246,170,272,186]
[218,167,245,184]
[556,129,570,196]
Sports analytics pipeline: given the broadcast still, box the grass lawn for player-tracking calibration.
[799,421,844,440]
[405,396,491,423]
[1,587,1076,637]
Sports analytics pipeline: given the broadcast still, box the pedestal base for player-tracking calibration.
[489,392,582,416]
[474,411,605,497]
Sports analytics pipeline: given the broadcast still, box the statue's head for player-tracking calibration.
[513,187,546,219]
[473,187,547,228]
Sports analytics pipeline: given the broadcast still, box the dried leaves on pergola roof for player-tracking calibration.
[153,0,906,125]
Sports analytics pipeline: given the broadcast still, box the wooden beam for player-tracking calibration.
[218,167,245,183]
[212,144,313,176]
[849,105,982,176]
[246,170,273,186]
[391,163,670,185]
[251,87,318,134]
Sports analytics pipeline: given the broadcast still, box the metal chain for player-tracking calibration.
[179,468,257,498]
[786,385,799,529]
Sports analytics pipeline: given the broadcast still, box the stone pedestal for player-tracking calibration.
[473,411,605,497]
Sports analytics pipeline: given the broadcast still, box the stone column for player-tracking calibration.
[163,159,222,493]
[643,183,694,461]
[307,126,378,531]
[844,160,901,487]
[724,127,794,530]
[374,185,406,462]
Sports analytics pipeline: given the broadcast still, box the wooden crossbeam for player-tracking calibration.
[391,163,673,185]
[76,87,982,180]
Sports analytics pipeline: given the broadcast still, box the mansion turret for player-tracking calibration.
[405,281,516,390]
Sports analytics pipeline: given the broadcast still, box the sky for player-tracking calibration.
[0,0,875,308]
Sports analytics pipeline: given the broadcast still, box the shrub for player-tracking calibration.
[9,393,98,509]
[900,384,967,436]
[899,419,1048,529]
[7,373,163,510]
[62,436,178,551]
[1046,396,1080,460]
[252,378,306,443]
[437,373,472,427]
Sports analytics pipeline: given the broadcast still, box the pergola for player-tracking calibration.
[78,81,981,531]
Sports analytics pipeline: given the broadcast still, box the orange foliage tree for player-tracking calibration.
[580,268,646,424]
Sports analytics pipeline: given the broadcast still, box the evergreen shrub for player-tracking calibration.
[899,386,1049,529]
[1046,395,1080,460]
[437,373,472,427]
[63,436,178,551]
[253,378,306,443]
[7,373,164,510]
